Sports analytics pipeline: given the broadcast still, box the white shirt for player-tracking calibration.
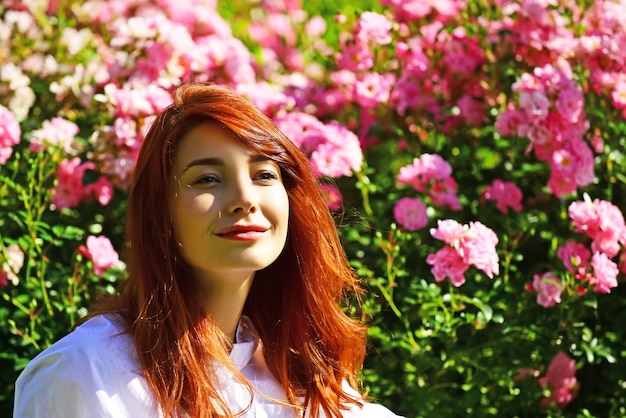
[14,315,404,418]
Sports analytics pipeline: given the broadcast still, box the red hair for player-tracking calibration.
[89,83,367,417]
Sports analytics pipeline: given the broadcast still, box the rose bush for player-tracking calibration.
[1,0,626,416]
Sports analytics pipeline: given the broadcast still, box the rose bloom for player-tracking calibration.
[539,351,579,409]
[532,272,563,308]
[426,246,469,287]
[52,158,95,209]
[52,159,113,209]
[494,108,523,137]
[0,244,24,286]
[355,11,393,45]
[308,121,363,178]
[337,41,374,72]
[590,251,619,294]
[84,176,114,206]
[397,153,453,192]
[556,241,590,273]
[429,176,462,211]
[273,111,325,149]
[483,179,523,214]
[0,104,21,164]
[429,218,468,247]
[29,117,79,154]
[305,15,326,38]
[568,195,626,258]
[428,219,499,283]
[556,86,584,123]
[393,197,428,231]
[462,222,499,278]
[84,235,119,276]
[353,72,395,108]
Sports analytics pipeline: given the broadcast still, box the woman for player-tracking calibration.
[14,83,403,417]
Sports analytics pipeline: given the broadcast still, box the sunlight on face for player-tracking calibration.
[170,122,289,291]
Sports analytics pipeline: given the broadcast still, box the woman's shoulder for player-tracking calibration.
[335,383,406,418]
[24,314,137,372]
[348,402,406,418]
[13,314,158,418]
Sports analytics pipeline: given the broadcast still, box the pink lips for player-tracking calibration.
[215,225,269,241]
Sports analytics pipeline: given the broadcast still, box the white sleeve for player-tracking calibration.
[14,359,100,417]
[14,352,125,418]
[356,401,405,418]
[13,316,159,418]
[340,381,406,418]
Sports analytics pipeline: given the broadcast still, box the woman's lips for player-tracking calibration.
[218,230,267,241]
[215,225,269,241]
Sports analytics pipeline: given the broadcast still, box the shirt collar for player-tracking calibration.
[229,315,259,370]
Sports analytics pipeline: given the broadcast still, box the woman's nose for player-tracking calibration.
[227,179,257,214]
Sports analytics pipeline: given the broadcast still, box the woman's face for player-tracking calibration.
[170,122,289,289]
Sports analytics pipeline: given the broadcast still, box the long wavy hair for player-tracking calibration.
[88,83,368,417]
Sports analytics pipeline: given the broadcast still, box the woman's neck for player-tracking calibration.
[196,273,255,342]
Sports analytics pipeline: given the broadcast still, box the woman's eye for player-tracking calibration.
[194,174,219,184]
[257,171,279,181]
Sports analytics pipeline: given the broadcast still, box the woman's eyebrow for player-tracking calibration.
[249,154,271,164]
[182,154,271,172]
[182,157,224,172]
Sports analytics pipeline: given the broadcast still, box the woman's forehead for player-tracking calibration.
[173,123,277,167]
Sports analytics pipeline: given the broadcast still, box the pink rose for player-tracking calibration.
[428,219,499,284]
[462,222,500,278]
[568,195,626,258]
[0,105,21,164]
[556,241,591,273]
[353,72,395,108]
[274,114,363,178]
[610,79,626,109]
[355,12,393,45]
[337,42,374,72]
[483,179,523,214]
[519,90,550,121]
[305,16,327,38]
[556,87,584,123]
[539,352,579,409]
[84,235,119,276]
[429,176,461,211]
[52,158,95,209]
[29,117,79,154]
[397,153,453,192]
[532,272,563,308]
[426,246,469,287]
[430,219,467,246]
[0,244,24,286]
[590,252,619,294]
[84,176,114,206]
[495,108,523,137]
[394,197,428,231]
[308,122,363,177]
